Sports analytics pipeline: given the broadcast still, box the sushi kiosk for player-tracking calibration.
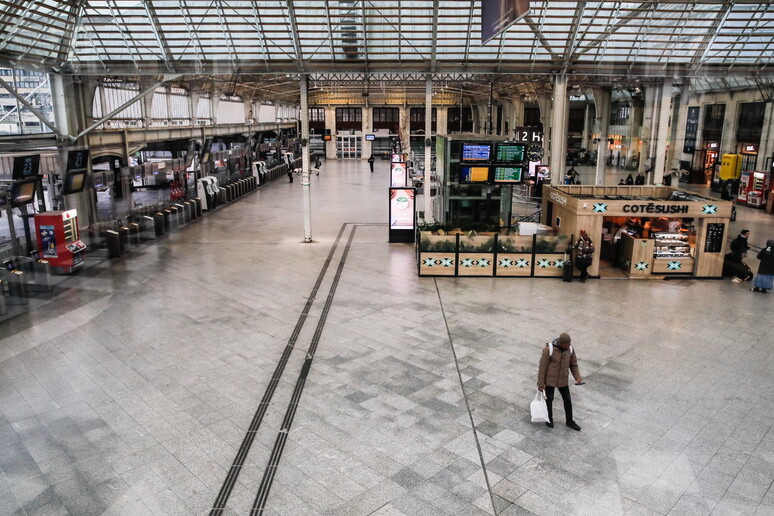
[34,210,87,273]
[541,185,733,279]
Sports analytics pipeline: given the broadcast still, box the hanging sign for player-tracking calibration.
[12,155,40,180]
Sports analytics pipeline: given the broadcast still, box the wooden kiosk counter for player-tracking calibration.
[542,185,733,279]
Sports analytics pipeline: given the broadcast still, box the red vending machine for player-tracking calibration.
[34,209,87,273]
[737,171,771,208]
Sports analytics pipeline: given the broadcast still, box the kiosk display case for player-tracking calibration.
[34,210,86,273]
[652,232,695,274]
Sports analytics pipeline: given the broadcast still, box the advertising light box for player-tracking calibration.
[391,161,407,187]
[389,188,415,230]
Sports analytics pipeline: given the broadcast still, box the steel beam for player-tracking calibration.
[0,76,65,137]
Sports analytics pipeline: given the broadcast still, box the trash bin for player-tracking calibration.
[7,270,27,305]
[106,230,122,258]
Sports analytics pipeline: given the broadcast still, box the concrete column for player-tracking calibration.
[581,101,590,151]
[325,106,336,159]
[721,97,739,157]
[210,94,220,124]
[638,86,657,176]
[399,105,410,154]
[549,74,568,185]
[189,91,200,125]
[653,79,673,185]
[669,83,691,172]
[436,106,448,136]
[362,102,372,158]
[424,76,433,222]
[300,75,312,242]
[757,102,774,171]
[591,87,611,185]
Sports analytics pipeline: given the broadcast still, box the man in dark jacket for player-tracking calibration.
[728,230,752,282]
[537,333,584,431]
[730,229,750,260]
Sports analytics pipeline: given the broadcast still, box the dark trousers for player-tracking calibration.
[545,385,573,424]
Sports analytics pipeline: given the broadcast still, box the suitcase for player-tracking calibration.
[563,255,573,282]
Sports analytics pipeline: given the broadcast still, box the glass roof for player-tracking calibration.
[0,0,772,77]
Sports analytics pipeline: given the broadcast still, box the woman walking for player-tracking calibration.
[751,240,774,293]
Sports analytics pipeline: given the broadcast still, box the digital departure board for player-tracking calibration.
[461,143,491,161]
[494,143,525,163]
[493,166,523,183]
[460,166,491,183]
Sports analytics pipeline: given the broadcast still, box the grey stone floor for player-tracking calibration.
[1,159,774,516]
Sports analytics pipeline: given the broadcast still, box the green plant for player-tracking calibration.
[459,236,495,253]
[534,234,569,253]
[420,236,457,252]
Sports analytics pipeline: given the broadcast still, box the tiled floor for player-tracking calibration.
[1,159,773,515]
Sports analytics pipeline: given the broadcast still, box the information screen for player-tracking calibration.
[494,143,525,163]
[63,171,87,194]
[461,144,491,161]
[493,166,523,183]
[460,166,490,183]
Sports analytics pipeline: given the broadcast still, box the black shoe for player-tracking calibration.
[545,421,554,428]
[566,421,581,431]
[751,288,761,292]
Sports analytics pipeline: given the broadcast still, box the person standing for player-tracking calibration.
[574,230,594,282]
[537,333,583,431]
[730,229,750,260]
[625,173,634,185]
[635,172,645,185]
[314,155,322,176]
[751,240,774,293]
[367,155,375,173]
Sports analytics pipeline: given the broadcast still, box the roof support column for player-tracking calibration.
[424,75,433,223]
[756,102,774,172]
[653,79,672,185]
[549,74,568,185]
[638,86,657,179]
[324,106,336,159]
[590,87,610,185]
[300,74,312,243]
[720,97,739,158]
[581,101,590,154]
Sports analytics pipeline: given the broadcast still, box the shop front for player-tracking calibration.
[542,185,733,279]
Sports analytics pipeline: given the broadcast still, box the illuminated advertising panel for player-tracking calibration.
[391,161,407,187]
[389,188,415,230]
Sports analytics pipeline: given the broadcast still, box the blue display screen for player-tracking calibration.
[461,144,491,161]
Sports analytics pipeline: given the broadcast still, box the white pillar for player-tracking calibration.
[591,87,611,185]
[638,86,657,177]
[653,79,673,185]
[669,83,691,173]
[436,106,448,136]
[325,106,336,159]
[757,102,774,171]
[721,98,739,158]
[362,102,372,158]
[300,75,312,242]
[549,74,568,185]
[424,76,433,222]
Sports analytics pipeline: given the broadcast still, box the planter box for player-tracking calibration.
[457,253,494,276]
[532,253,567,277]
[419,253,456,275]
[494,253,532,276]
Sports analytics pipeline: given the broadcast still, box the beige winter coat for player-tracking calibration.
[537,342,581,389]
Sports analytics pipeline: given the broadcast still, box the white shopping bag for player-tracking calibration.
[530,390,550,423]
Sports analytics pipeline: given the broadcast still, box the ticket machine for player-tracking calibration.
[34,209,87,273]
[252,161,267,185]
[196,177,220,210]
